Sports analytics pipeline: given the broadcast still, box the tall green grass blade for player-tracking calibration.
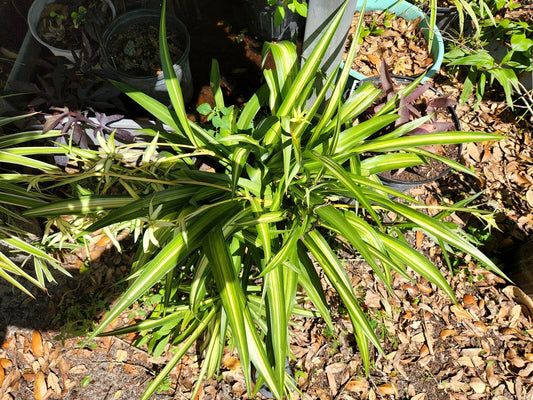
[0,113,37,126]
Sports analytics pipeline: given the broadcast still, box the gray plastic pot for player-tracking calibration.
[244,0,306,42]
[28,0,116,62]
[102,9,193,104]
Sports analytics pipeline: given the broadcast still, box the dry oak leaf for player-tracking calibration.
[463,294,477,307]
[526,189,533,208]
[222,355,241,371]
[68,365,88,375]
[419,344,430,357]
[440,329,458,339]
[0,360,11,370]
[470,377,486,394]
[46,372,61,396]
[345,378,367,393]
[33,371,47,400]
[31,331,44,358]
[0,366,3,388]
[377,383,398,396]
[451,304,473,320]
[502,286,533,319]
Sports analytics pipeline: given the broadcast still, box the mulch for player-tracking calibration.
[1,2,533,400]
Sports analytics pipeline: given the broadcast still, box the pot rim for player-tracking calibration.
[28,0,116,57]
[102,9,190,80]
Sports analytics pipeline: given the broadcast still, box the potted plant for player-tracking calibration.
[2,1,506,399]
[444,0,533,110]
[101,8,193,104]
[346,0,445,82]
[353,59,463,192]
[244,0,307,41]
[27,0,116,62]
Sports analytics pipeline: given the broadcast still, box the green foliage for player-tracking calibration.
[0,2,506,399]
[443,0,533,109]
[270,0,307,27]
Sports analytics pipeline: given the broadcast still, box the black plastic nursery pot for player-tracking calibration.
[102,8,193,104]
[357,75,462,193]
[243,0,306,42]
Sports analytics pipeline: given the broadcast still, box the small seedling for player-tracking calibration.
[71,6,88,29]
[81,375,92,387]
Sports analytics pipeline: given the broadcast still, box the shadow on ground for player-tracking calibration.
[0,237,133,345]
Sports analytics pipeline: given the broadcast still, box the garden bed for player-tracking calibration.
[1,1,533,400]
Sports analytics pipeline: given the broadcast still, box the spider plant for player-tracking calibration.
[0,113,72,295]
[6,1,505,399]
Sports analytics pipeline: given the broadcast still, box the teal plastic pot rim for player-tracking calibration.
[102,9,190,81]
[348,0,444,82]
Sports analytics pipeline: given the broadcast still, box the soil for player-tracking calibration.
[1,1,533,400]
[344,11,433,78]
[37,0,114,50]
[105,18,184,77]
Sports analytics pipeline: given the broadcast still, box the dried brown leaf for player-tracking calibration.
[377,382,398,395]
[417,283,432,295]
[502,286,533,319]
[346,378,367,393]
[68,365,88,375]
[440,329,457,339]
[46,372,61,396]
[463,294,477,307]
[485,362,500,387]
[481,339,491,356]
[419,344,430,357]
[115,349,128,363]
[31,331,44,358]
[457,356,475,368]
[33,371,47,400]
[470,377,486,394]
[222,355,241,371]
[416,230,423,249]
[527,190,533,208]
[473,321,488,335]
[519,363,533,377]
[451,304,473,320]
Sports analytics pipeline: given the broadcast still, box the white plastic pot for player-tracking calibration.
[28,0,116,62]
